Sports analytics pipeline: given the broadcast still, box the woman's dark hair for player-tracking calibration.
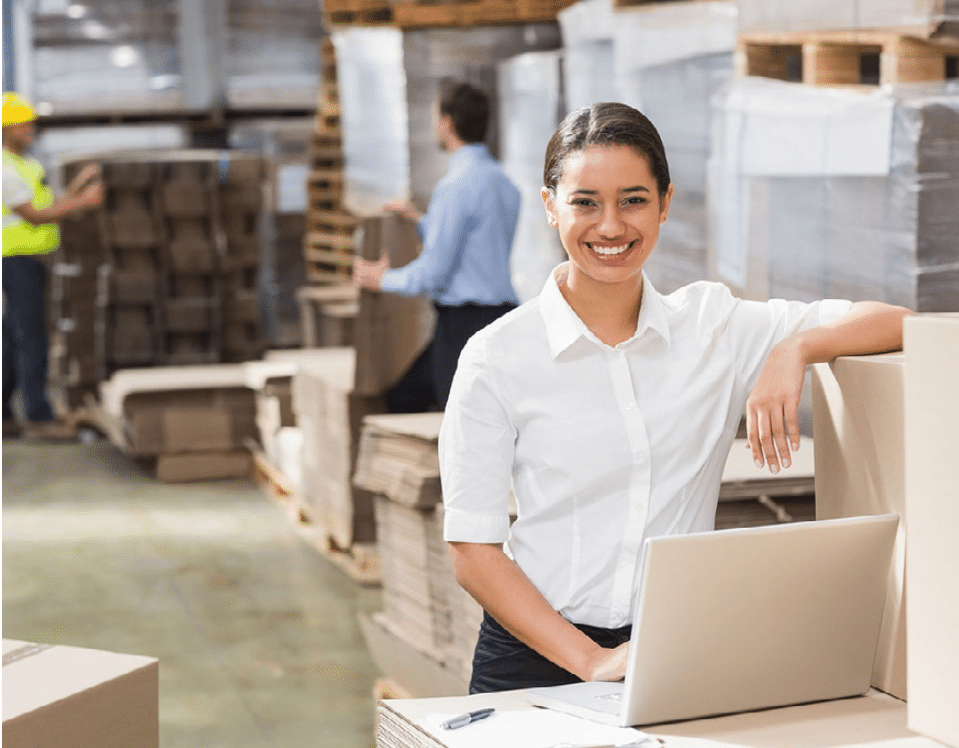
[438,81,490,144]
[543,102,671,199]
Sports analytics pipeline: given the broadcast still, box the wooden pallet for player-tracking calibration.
[738,30,959,86]
[392,0,577,29]
[324,0,394,26]
[298,521,382,586]
[307,208,360,234]
[250,442,381,585]
[305,265,353,284]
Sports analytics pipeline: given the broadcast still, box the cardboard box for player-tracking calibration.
[155,450,252,482]
[292,348,385,547]
[100,365,258,456]
[2,639,158,748]
[812,354,907,700]
[353,214,430,396]
[359,613,469,699]
[904,314,959,747]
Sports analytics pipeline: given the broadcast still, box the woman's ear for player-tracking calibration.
[541,187,558,228]
[659,183,675,225]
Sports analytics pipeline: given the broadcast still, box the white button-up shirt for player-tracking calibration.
[439,264,851,629]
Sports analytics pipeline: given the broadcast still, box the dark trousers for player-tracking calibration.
[3,255,54,423]
[386,301,516,413]
[469,611,633,694]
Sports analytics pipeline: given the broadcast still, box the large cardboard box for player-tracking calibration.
[812,354,907,700]
[904,314,959,747]
[2,639,158,748]
[293,349,385,547]
[353,214,430,396]
[100,365,258,456]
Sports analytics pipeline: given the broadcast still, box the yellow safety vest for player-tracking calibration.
[2,149,60,257]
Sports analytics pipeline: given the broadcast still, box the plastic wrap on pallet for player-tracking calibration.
[498,51,567,303]
[401,25,563,209]
[737,0,959,35]
[612,2,737,293]
[708,78,959,312]
[335,25,562,215]
[557,0,617,111]
[334,28,410,216]
[225,0,323,108]
[30,1,182,115]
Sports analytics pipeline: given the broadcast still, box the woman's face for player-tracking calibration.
[542,144,673,289]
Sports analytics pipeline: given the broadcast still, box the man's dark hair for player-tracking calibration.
[438,81,490,144]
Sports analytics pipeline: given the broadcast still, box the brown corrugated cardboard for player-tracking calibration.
[812,354,907,700]
[904,314,959,748]
[359,613,469,699]
[155,450,252,483]
[353,214,430,396]
[2,639,158,748]
[292,348,385,547]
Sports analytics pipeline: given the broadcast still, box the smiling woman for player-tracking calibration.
[437,101,913,695]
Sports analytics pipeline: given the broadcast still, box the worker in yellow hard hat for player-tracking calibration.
[3,92,104,440]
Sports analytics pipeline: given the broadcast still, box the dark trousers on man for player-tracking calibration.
[3,255,55,423]
[386,301,516,413]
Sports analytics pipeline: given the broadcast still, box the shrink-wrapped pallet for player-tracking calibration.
[709,78,959,311]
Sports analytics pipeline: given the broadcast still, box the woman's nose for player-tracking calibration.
[596,204,625,238]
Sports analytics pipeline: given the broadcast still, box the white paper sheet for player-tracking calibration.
[419,708,655,748]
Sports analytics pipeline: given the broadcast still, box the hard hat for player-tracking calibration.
[2,93,37,127]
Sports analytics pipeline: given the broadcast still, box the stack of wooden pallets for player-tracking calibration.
[303,37,360,286]
[735,1,959,88]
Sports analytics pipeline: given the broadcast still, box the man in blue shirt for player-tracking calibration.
[354,81,521,412]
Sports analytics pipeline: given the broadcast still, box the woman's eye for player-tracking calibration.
[623,196,648,207]
[571,199,597,208]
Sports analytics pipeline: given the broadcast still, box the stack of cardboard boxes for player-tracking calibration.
[47,190,104,413]
[155,157,224,366]
[55,150,267,388]
[354,413,484,693]
[95,158,165,374]
[99,365,258,483]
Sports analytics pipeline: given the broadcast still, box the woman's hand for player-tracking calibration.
[582,641,630,682]
[746,336,807,474]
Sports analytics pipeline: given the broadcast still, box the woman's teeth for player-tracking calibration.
[590,243,629,256]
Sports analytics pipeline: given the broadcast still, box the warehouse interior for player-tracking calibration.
[2,0,958,747]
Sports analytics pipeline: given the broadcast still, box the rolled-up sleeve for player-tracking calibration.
[439,335,515,543]
[728,294,853,390]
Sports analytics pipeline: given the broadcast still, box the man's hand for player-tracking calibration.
[353,250,390,291]
[746,336,807,475]
[67,164,101,195]
[382,199,422,225]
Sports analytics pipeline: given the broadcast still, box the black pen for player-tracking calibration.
[441,707,495,730]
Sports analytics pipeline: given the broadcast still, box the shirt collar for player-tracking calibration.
[540,263,672,358]
[449,143,490,172]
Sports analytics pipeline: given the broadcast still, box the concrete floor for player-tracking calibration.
[2,438,382,748]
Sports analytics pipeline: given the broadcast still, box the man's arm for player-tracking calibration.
[747,301,912,473]
[12,177,103,225]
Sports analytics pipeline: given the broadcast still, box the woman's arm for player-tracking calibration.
[747,301,913,473]
[449,541,628,682]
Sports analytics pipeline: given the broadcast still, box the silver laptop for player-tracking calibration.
[526,514,899,727]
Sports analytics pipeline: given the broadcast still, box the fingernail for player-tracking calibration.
[792,441,800,451]
[770,464,780,475]
[754,459,764,469]
[783,458,791,468]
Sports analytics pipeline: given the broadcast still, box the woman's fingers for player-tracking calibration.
[589,642,630,682]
